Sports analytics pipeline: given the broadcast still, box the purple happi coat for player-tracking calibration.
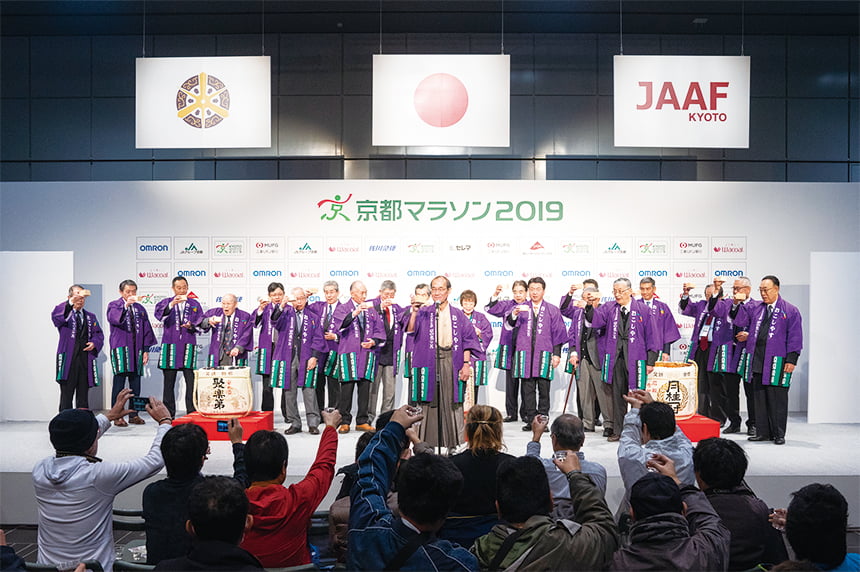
[705,297,748,373]
[558,293,579,320]
[464,309,494,386]
[154,297,204,370]
[269,304,325,389]
[643,298,681,353]
[484,298,517,370]
[201,308,254,367]
[106,298,157,375]
[252,303,278,376]
[715,298,763,373]
[52,301,104,387]
[333,300,384,382]
[408,304,480,403]
[591,299,660,390]
[506,300,568,380]
[308,300,345,377]
[734,296,803,387]
[370,296,409,372]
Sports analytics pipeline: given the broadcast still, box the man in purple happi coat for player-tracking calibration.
[368,280,410,423]
[308,280,344,410]
[504,277,568,432]
[270,287,323,434]
[459,289,494,403]
[589,278,660,442]
[484,280,528,422]
[199,293,253,367]
[52,285,104,411]
[679,282,729,425]
[154,276,205,417]
[402,283,431,403]
[565,286,611,434]
[406,276,480,451]
[711,276,759,435]
[107,279,157,426]
[252,281,285,412]
[639,277,681,360]
[731,275,802,445]
[333,280,384,433]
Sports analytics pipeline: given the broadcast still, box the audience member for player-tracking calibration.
[784,483,859,571]
[143,419,247,564]
[239,408,341,568]
[618,389,695,493]
[527,413,607,519]
[693,437,787,570]
[440,405,515,547]
[348,405,477,570]
[153,476,262,570]
[0,530,25,572]
[471,455,618,570]
[608,453,730,571]
[33,389,172,571]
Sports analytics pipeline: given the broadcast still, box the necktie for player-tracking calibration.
[757,305,773,344]
[620,306,629,337]
[75,311,84,337]
[699,315,713,351]
[326,304,333,329]
[384,306,391,328]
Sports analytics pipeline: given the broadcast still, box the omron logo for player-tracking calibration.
[178,270,207,277]
[407,270,435,277]
[638,270,668,277]
[139,244,169,252]
[252,270,282,277]
[561,270,591,277]
[484,270,513,277]
[715,270,744,277]
[330,270,359,277]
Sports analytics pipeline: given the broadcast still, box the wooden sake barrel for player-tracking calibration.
[644,361,698,420]
[193,366,253,417]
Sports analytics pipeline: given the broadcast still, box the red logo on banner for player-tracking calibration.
[414,73,469,128]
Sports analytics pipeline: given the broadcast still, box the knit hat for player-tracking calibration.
[630,472,684,520]
[49,409,99,453]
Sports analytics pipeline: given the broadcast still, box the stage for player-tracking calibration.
[1,409,857,528]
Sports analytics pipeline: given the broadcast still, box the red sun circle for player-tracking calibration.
[413,73,469,128]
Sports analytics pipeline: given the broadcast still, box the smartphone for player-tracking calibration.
[553,451,568,461]
[129,396,148,411]
[217,420,229,432]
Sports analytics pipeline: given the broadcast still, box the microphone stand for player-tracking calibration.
[434,302,443,455]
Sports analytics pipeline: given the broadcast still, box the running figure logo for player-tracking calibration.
[317,194,353,221]
[176,72,231,129]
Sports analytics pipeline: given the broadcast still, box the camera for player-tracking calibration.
[553,451,568,461]
[406,406,423,416]
[216,420,229,432]
[129,396,149,411]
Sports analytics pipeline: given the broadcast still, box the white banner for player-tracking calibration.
[613,55,750,149]
[136,56,271,148]
[372,54,510,147]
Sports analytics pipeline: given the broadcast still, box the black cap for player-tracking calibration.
[49,409,99,454]
[630,472,684,520]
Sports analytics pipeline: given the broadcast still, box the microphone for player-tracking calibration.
[435,301,441,313]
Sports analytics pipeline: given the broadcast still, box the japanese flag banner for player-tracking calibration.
[613,55,750,149]
[372,54,510,147]
[136,56,271,149]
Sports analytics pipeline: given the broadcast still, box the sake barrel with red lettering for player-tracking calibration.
[193,366,253,417]
[644,361,698,420]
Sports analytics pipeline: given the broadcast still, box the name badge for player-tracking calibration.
[699,323,712,338]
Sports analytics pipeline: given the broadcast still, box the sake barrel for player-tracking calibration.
[644,361,698,420]
[193,366,253,417]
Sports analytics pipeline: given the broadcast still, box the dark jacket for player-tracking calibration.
[704,484,788,570]
[609,485,731,571]
[143,443,247,564]
[153,540,262,571]
[471,471,619,571]
[348,422,478,571]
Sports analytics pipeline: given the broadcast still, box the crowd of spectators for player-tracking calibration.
[22,392,859,571]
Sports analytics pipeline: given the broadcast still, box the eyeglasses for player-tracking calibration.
[430,287,448,293]
[759,287,775,293]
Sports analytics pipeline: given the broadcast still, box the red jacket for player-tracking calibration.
[240,426,337,567]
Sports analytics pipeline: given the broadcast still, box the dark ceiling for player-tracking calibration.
[1,0,858,37]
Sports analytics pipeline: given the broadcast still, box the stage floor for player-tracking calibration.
[2,412,858,526]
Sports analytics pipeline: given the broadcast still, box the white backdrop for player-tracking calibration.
[2,180,858,420]
[0,252,74,421]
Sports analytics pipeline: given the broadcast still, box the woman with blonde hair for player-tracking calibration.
[439,404,514,548]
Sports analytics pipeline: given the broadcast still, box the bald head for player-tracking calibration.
[221,293,237,315]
